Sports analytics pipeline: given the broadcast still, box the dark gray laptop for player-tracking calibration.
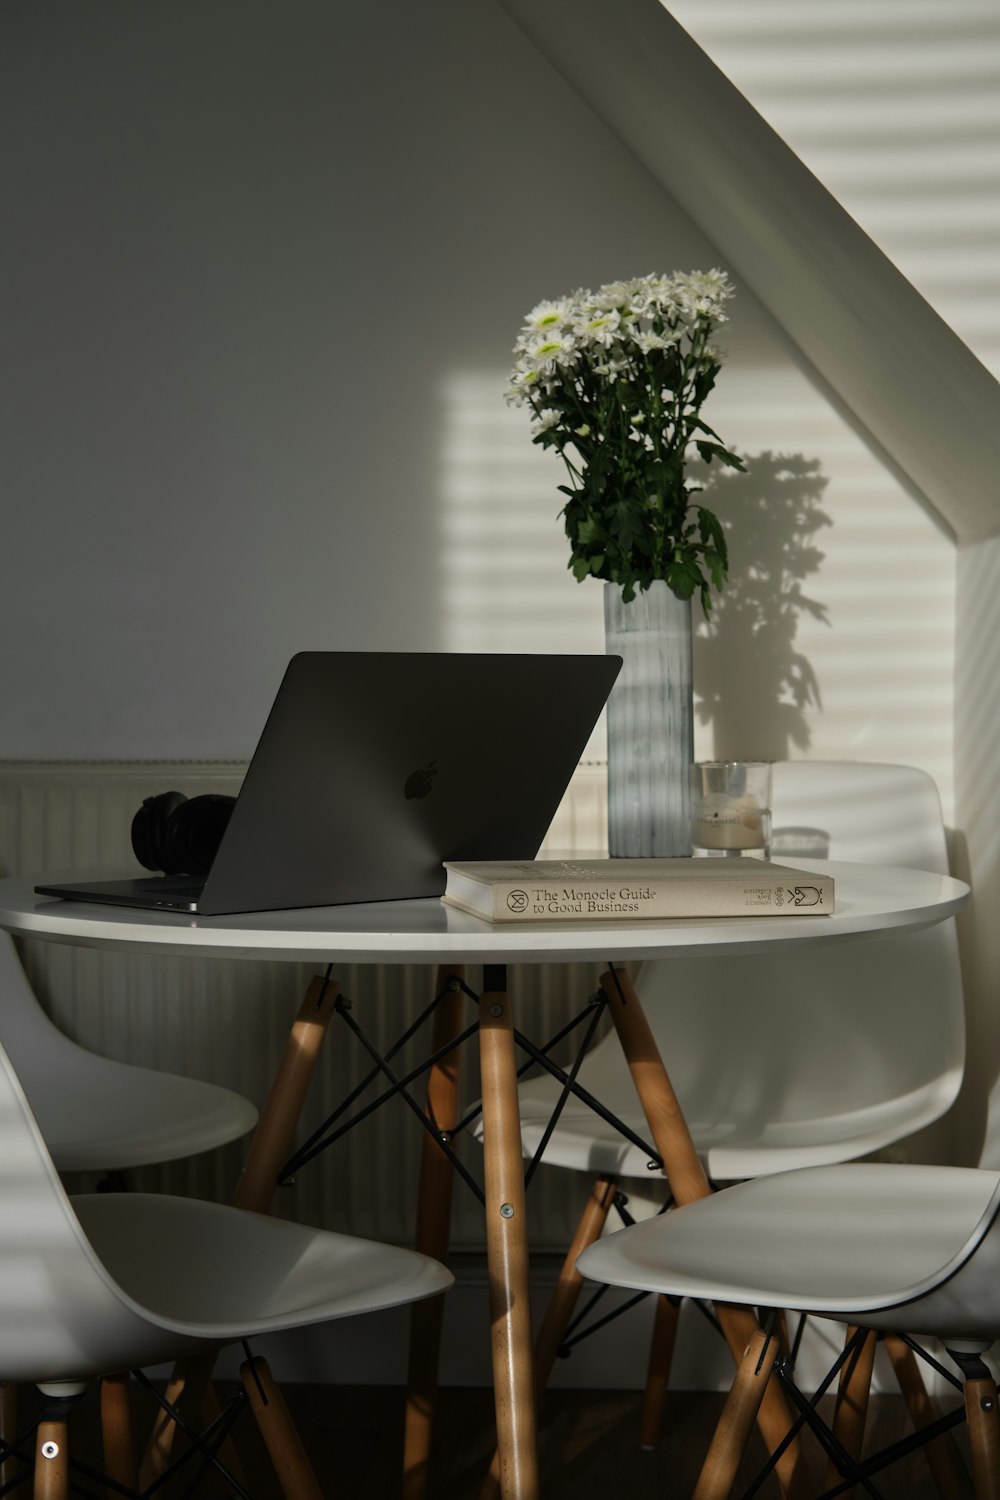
[36,651,621,916]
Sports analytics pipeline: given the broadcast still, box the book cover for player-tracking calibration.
[441,857,834,923]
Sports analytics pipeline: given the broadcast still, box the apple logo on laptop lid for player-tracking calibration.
[404,760,438,799]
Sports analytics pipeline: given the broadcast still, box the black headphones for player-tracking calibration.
[131,791,236,877]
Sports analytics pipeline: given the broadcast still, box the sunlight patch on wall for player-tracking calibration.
[438,371,605,653]
[692,360,956,813]
[438,363,955,811]
[665,0,1000,381]
[438,371,607,756]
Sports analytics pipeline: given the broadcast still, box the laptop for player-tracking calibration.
[36,651,622,916]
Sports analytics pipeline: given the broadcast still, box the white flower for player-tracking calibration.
[529,408,561,437]
[671,269,733,322]
[527,334,577,371]
[633,331,671,354]
[591,277,648,313]
[504,267,739,613]
[593,354,631,382]
[522,297,576,335]
[504,367,543,406]
[629,274,669,315]
[573,308,621,347]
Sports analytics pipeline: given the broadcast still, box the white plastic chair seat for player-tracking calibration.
[40,1191,452,1380]
[513,1059,960,1182]
[1,932,257,1171]
[577,1163,1000,1342]
[29,1048,259,1173]
[9,1188,452,1385]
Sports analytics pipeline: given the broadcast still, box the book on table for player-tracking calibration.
[441,858,834,923]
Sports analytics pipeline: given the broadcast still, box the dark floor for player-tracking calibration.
[13,1381,965,1498]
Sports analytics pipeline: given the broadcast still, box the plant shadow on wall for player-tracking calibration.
[693,452,831,760]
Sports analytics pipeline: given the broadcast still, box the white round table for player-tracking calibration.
[0,859,969,963]
[0,861,970,1500]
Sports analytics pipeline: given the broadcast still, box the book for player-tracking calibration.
[441,857,834,923]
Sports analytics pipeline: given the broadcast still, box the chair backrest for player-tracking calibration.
[768,760,950,873]
[0,931,88,1063]
[578,761,965,1178]
[0,1027,156,1383]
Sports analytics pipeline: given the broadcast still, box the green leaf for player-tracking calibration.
[696,506,727,553]
[609,501,638,553]
[665,558,698,600]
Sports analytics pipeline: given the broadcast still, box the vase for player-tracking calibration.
[603,580,693,858]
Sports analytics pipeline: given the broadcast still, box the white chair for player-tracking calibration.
[578,1162,1000,1499]
[0,930,260,1473]
[0,1028,453,1498]
[0,930,258,1174]
[507,762,965,1438]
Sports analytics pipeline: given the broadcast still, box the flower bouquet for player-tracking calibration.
[506,270,745,611]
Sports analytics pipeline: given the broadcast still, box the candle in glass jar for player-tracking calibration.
[692,792,767,850]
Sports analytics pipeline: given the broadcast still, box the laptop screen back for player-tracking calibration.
[193,651,620,914]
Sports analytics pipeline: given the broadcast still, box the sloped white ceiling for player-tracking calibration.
[498,0,1000,542]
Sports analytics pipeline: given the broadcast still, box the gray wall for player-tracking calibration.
[1,0,713,757]
[3,0,956,790]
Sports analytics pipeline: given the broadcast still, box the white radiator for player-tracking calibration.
[0,761,610,1252]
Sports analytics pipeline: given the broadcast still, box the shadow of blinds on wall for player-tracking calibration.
[437,370,607,760]
[665,0,1000,384]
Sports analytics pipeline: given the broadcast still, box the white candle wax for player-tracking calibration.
[692,793,766,850]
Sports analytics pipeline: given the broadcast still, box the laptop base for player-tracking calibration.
[35,878,204,913]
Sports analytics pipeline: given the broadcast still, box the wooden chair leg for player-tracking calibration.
[1,1382,18,1489]
[232,973,341,1214]
[964,1373,1000,1500]
[825,1326,876,1493]
[138,1357,217,1491]
[33,1420,69,1500]
[599,967,811,1500]
[100,1373,137,1497]
[692,1323,781,1500]
[141,973,340,1486]
[241,1357,323,1500]
[201,1381,250,1493]
[139,1361,250,1499]
[478,980,539,1500]
[599,967,710,1205]
[639,1293,681,1450]
[534,1176,618,1392]
[404,965,467,1500]
[883,1335,967,1500]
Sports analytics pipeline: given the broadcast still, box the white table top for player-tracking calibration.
[0,861,969,965]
